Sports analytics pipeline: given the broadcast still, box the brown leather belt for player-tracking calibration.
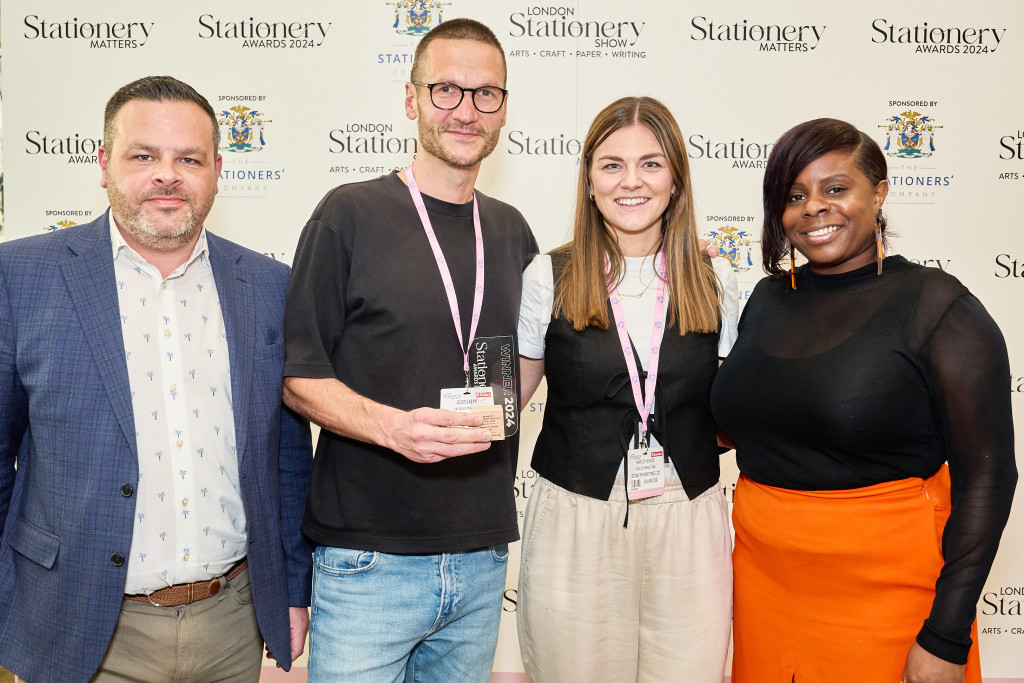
[125,558,248,607]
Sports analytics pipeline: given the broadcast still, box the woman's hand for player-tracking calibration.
[902,642,965,683]
[698,237,721,258]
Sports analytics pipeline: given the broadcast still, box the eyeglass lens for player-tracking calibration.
[430,84,504,113]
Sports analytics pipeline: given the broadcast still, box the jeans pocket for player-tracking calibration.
[490,544,509,563]
[315,546,380,576]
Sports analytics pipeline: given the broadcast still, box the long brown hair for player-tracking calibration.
[554,96,720,334]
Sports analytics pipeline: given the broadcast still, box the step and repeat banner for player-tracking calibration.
[2,1,1023,680]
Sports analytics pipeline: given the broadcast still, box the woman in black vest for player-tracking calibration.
[515,96,738,682]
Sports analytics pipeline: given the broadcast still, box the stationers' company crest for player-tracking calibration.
[879,111,941,158]
[45,220,77,233]
[218,106,271,153]
[215,97,285,198]
[42,209,93,233]
[706,226,756,273]
[389,1,449,36]
[877,102,952,204]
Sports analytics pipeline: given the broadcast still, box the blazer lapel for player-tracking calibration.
[209,235,253,465]
[60,215,137,456]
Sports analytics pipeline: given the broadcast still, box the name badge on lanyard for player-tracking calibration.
[607,252,668,500]
[403,165,518,440]
[439,386,504,441]
[627,429,665,499]
[438,335,520,440]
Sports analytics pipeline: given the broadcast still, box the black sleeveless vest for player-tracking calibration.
[530,246,722,500]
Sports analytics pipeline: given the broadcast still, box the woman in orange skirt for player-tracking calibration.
[710,118,1016,683]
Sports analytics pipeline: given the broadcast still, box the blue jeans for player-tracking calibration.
[308,544,509,683]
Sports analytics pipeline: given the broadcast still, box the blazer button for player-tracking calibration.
[111,553,125,567]
[121,484,134,497]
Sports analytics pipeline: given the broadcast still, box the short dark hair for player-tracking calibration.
[761,118,888,279]
[103,76,218,153]
[410,18,507,85]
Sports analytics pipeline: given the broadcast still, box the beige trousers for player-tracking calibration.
[517,476,732,683]
[90,566,263,682]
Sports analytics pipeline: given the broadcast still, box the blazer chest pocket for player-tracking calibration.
[8,516,60,569]
[255,329,284,360]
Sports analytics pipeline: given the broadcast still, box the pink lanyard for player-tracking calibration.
[404,165,485,385]
[607,252,668,444]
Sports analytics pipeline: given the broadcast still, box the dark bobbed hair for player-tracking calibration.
[762,118,888,279]
[410,18,507,86]
[104,76,218,153]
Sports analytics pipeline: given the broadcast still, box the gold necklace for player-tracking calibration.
[616,256,658,299]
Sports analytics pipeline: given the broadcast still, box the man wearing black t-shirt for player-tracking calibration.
[283,18,537,683]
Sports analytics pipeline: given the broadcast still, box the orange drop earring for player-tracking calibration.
[875,218,884,276]
[790,245,797,290]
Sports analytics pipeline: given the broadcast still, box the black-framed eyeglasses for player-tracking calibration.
[412,81,508,114]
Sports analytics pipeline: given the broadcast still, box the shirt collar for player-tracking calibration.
[108,208,210,275]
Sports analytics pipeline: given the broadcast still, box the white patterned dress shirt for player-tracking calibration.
[110,216,247,595]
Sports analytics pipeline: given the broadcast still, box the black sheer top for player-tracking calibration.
[710,255,1017,663]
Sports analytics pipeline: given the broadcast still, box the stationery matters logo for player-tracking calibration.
[689,15,827,52]
[22,14,154,49]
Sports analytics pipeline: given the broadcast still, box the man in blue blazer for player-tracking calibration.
[0,76,312,681]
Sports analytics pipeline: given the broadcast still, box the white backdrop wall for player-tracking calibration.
[2,1,1023,680]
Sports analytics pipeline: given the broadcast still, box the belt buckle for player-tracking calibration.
[142,566,230,607]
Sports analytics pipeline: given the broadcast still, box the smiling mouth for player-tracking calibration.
[806,225,840,237]
[616,198,649,206]
[442,125,482,137]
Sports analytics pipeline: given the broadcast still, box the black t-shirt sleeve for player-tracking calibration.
[521,222,539,271]
[916,293,1017,663]
[284,215,350,379]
